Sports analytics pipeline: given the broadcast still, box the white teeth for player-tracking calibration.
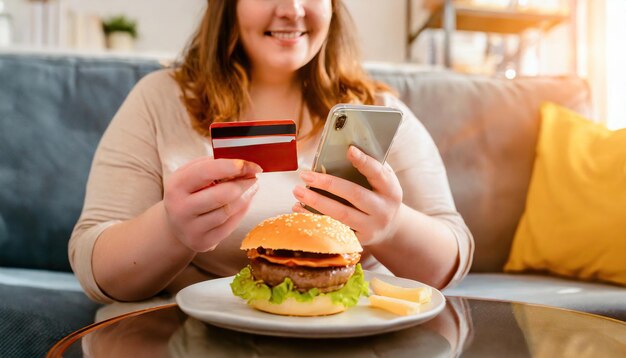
[270,32,304,40]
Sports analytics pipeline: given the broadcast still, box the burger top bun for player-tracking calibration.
[241,213,362,254]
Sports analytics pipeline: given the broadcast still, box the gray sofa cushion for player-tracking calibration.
[444,273,626,321]
[0,282,99,357]
[0,267,83,291]
[0,57,594,274]
[0,54,162,271]
[0,268,98,357]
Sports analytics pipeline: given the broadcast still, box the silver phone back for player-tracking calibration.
[312,104,403,191]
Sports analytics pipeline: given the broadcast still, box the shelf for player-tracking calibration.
[425,6,568,34]
[410,4,570,44]
[406,0,576,74]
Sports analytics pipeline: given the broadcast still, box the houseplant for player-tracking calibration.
[102,15,137,51]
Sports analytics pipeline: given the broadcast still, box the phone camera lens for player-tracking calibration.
[335,115,347,130]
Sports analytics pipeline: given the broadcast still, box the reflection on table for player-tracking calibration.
[79,298,469,357]
[57,297,626,358]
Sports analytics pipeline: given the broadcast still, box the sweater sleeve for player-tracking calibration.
[383,93,474,288]
[69,71,168,303]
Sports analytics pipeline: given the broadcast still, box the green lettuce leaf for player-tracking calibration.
[229,266,271,302]
[230,263,369,307]
[326,264,369,307]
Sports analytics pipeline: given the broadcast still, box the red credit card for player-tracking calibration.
[210,120,298,172]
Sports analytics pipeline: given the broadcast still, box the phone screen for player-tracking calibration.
[308,104,403,211]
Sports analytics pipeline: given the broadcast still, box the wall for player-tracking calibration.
[3,0,408,62]
[343,0,406,62]
[3,0,205,54]
[2,0,588,83]
[62,0,207,54]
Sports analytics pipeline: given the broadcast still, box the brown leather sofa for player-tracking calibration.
[367,63,625,321]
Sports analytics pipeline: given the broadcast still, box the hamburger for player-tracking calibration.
[230,213,369,316]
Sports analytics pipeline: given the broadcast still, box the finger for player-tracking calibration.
[292,202,311,214]
[177,158,262,193]
[298,171,379,213]
[187,178,258,215]
[193,181,259,231]
[291,201,376,243]
[199,197,256,252]
[183,183,259,252]
[347,146,402,199]
[292,185,367,229]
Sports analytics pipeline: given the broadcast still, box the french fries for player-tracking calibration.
[370,277,432,304]
[369,295,421,316]
[368,277,434,316]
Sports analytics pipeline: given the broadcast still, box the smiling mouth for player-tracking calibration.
[264,31,307,40]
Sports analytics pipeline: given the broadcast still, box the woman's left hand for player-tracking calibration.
[292,146,403,246]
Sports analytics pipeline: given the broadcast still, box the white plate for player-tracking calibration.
[176,270,446,338]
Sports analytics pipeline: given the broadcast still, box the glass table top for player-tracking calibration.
[48,296,626,357]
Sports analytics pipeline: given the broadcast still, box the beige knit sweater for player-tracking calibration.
[69,69,474,303]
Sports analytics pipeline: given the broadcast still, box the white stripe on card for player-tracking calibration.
[212,135,295,148]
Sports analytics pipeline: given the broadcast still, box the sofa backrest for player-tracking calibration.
[367,64,591,271]
[0,53,161,271]
[0,54,591,273]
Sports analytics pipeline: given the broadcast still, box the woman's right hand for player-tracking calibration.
[163,157,262,252]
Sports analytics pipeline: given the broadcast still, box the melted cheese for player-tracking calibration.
[247,250,360,267]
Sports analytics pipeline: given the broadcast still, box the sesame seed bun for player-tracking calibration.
[240,213,362,254]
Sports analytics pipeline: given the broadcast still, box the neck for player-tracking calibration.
[245,68,303,121]
[248,80,301,103]
[249,65,300,92]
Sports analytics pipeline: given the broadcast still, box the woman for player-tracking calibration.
[70,0,473,303]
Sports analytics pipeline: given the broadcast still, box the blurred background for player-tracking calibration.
[0,0,623,129]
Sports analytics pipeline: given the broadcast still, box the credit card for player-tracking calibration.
[210,120,298,172]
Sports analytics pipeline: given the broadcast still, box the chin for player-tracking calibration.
[259,45,317,73]
[267,57,313,73]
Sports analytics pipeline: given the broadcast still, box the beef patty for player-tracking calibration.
[249,258,356,293]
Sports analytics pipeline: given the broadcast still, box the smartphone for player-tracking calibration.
[307,104,403,211]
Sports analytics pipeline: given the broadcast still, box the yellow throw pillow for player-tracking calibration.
[504,102,626,286]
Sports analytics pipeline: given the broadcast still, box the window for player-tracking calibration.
[605,0,626,129]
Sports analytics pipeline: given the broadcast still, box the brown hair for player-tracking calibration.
[174,0,390,138]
